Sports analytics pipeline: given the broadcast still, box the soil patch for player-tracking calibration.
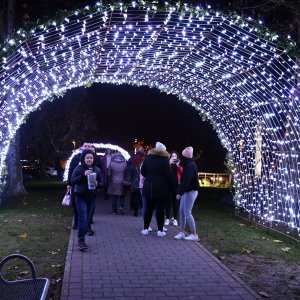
[222,254,300,299]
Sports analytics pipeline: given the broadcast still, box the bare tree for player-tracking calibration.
[20,89,99,178]
[1,0,27,197]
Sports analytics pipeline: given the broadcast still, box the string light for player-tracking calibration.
[0,2,299,238]
[63,143,131,182]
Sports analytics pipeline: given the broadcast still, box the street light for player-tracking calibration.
[72,140,76,151]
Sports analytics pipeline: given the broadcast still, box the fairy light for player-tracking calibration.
[0,2,299,237]
[63,143,131,182]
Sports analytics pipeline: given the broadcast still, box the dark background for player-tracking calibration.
[21,83,228,172]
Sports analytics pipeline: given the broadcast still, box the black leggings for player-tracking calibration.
[71,187,78,225]
[165,190,178,220]
[144,197,166,232]
[131,189,142,214]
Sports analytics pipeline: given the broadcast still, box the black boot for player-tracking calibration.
[78,238,88,251]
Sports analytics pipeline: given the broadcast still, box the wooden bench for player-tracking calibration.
[0,254,49,300]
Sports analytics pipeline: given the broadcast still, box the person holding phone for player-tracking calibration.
[164,151,183,227]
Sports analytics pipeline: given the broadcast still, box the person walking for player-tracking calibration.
[141,142,173,237]
[174,146,200,241]
[101,148,113,200]
[71,149,103,250]
[127,148,144,210]
[164,151,183,227]
[126,151,144,216]
[67,142,93,230]
[89,145,103,225]
[107,152,127,215]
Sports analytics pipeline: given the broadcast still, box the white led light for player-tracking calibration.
[0,1,299,238]
[63,143,131,182]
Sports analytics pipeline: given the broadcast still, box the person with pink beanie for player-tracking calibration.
[174,146,200,241]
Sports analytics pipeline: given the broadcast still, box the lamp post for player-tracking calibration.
[72,140,76,151]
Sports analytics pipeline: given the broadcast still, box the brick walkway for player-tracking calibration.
[61,194,260,300]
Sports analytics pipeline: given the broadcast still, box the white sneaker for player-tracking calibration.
[164,219,170,226]
[174,232,185,240]
[173,219,178,226]
[184,234,199,241]
[141,229,149,235]
[157,231,166,237]
[163,227,168,232]
[148,226,153,232]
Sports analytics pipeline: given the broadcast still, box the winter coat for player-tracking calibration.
[126,165,141,191]
[170,163,183,189]
[107,153,127,196]
[101,154,112,182]
[71,164,103,199]
[178,158,199,196]
[67,153,81,185]
[141,148,173,199]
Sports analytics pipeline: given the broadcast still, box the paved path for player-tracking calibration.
[61,195,260,300]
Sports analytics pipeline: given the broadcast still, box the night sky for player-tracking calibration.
[21,83,228,172]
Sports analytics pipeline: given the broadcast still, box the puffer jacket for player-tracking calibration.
[107,153,127,196]
[141,148,173,199]
[178,158,199,196]
[126,164,141,191]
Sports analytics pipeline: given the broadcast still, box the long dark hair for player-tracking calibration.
[80,149,96,167]
[169,150,180,162]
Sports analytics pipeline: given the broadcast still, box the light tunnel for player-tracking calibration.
[0,2,299,236]
[63,142,131,182]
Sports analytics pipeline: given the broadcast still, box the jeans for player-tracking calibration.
[179,190,198,232]
[75,195,95,238]
[112,195,124,213]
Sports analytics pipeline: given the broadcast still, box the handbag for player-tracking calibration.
[62,189,71,206]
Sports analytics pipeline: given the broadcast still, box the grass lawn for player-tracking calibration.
[0,183,299,299]
[0,180,72,300]
[195,188,300,262]
[195,188,300,299]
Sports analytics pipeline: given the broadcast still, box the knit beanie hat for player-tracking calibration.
[182,146,193,158]
[155,141,166,151]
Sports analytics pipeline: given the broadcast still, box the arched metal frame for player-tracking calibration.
[0,2,299,237]
[63,142,130,182]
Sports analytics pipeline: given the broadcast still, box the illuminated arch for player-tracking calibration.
[0,2,299,236]
[63,142,131,182]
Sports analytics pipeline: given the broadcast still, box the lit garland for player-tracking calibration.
[63,142,130,182]
[0,1,299,238]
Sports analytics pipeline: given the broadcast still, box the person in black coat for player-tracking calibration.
[71,149,103,250]
[141,142,173,237]
[174,147,200,241]
[67,142,94,229]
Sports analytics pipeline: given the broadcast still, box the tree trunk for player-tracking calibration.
[296,5,300,45]
[7,0,15,34]
[4,131,27,196]
[0,0,6,38]
[3,0,27,197]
